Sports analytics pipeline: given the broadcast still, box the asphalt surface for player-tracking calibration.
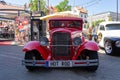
[0,45,120,80]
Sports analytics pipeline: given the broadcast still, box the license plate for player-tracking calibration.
[46,61,72,67]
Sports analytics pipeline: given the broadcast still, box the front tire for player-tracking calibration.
[78,50,99,72]
[104,41,115,55]
[25,50,43,71]
[86,51,99,72]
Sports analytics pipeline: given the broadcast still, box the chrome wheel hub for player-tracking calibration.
[105,42,112,54]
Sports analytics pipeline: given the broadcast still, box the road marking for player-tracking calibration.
[0,50,24,57]
[0,54,22,60]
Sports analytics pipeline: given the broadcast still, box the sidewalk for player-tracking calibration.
[0,38,24,46]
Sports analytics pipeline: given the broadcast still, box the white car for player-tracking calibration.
[96,21,120,55]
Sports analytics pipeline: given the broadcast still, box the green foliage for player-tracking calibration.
[30,0,47,13]
[86,22,89,29]
[55,0,71,12]
[92,22,95,27]
[87,20,105,29]
[109,16,112,21]
[92,20,105,28]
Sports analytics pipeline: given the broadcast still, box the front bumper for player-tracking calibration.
[22,59,99,67]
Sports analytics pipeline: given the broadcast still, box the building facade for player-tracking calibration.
[72,6,88,30]
[87,11,120,26]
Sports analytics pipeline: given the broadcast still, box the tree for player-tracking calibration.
[91,20,105,28]
[55,0,71,12]
[30,0,48,14]
[109,16,112,21]
[86,22,89,29]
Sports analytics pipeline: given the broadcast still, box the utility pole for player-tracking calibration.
[116,0,118,21]
[38,0,40,11]
[18,10,20,16]
[47,0,49,14]
[48,0,49,7]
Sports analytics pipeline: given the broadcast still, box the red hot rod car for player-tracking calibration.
[22,17,99,71]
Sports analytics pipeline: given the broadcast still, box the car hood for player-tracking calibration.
[105,30,120,37]
[104,36,120,41]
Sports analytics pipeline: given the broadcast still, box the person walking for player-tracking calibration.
[18,22,25,44]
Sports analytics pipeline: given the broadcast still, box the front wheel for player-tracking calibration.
[25,50,43,71]
[86,51,99,72]
[104,41,115,55]
[78,50,99,72]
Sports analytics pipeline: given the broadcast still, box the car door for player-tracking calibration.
[97,25,106,47]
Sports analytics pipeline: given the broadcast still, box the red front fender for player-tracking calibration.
[72,41,99,60]
[22,41,51,60]
[81,41,99,51]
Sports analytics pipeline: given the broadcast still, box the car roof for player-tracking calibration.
[99,21,120,26]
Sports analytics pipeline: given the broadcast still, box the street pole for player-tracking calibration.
[38,0,41,40]
[47,0,49,14]
[48,0,49,8]
[18,10,20,16]
[116,0,118,21]
[38,0,40,11]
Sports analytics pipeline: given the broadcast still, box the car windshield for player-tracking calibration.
[68,21,81,28]
[51,21,66,27]
[51,20,81,28]
[106,24,120,30]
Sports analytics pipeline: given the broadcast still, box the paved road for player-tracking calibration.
[0,45,120,80]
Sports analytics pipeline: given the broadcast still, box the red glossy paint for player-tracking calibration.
[23,17,99,61]
[72,41,99,60]
[23,41,51,60]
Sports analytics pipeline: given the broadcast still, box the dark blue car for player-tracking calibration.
[104,37,120,55]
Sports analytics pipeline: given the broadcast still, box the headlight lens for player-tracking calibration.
[115,41,120,47]
[72,37,82,46]
[40,37,49,46]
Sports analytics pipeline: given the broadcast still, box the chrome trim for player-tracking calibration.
[22,59,99,67]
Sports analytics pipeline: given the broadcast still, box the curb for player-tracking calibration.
[11,41,24,46]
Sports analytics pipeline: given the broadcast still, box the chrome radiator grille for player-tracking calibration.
[52,32,71,56]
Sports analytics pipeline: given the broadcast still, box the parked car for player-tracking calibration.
[104,37,120,55]
[22,17,99,72]
[96,21,120,55]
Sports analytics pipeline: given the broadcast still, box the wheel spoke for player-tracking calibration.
[105,42,112,54]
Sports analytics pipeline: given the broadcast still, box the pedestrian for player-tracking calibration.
[23,21,29,43]
[87,26,93,40]
[18,22,25,44]
[8,25,14,39]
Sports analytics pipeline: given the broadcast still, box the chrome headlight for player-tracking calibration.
[40,37,49,46]
[72,37,82,46]
[115,41,120,47]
